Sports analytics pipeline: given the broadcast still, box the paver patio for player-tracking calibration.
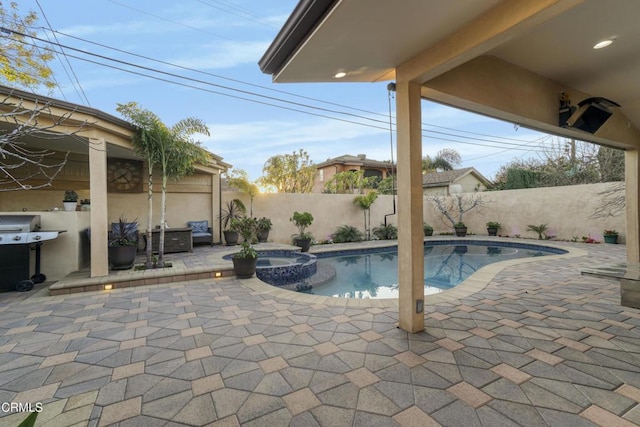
[0,240,638,426]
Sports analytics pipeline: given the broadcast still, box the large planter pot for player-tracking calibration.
[257,229,270,243]
[294,238,312,252]
[232,256,257,278]
[454,227,468,237]
[63,201,77,212]
[604,234,618,244]
[223,230,239,246]
[108,245,137,270]
[487,227,498,236]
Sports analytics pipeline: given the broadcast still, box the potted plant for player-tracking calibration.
[108,217,138,270]
[290,211,314,252]
[232,242,258,278]
[63,190,78,212]
[486,221,501,236]
[603,229,619,244]
[235,217,258,243]
[220,199,246,245]
[80,198,91,211]
[423,223,434,237]
[257,217,272,243]
[454,221,467,237]
[231,217,259,277]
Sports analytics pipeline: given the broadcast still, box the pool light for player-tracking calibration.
[104,284,113,290]
[333,71,347,79]
[214,271,222,278]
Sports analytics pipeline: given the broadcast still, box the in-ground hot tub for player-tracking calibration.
[224,250,317,286]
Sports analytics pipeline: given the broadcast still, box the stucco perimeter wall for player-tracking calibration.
[224,181,625,244]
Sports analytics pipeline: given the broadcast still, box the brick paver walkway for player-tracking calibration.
[0,240,638,426]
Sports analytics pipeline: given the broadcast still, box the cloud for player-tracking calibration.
[169,40,272,70]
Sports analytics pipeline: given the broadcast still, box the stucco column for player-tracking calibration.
[89,137,109,277]
[396,80,425,333]
[626,149,640,263]
[212,172,221,244]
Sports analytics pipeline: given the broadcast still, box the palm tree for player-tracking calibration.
[116,102,209,268]
[422,148,462,173]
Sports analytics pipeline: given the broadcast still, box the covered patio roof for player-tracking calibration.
[261,0,640,332]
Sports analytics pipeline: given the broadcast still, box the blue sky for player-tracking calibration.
[17,0,551,182]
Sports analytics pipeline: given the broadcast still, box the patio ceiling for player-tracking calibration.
[261,0,640,143]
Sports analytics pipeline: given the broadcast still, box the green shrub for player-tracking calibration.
[372,223,398,240]
[332,225,365,243]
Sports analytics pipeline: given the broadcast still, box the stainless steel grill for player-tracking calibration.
[0,215,62,292]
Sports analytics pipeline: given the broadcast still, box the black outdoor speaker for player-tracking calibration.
[565,97,620,134]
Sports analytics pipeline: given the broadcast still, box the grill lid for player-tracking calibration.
[0,215,41,233]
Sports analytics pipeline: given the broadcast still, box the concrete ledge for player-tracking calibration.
[49,264,235,295]
[582,263,640,309]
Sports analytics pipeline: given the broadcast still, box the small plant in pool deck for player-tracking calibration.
[423,223,433,236]
[234,217,258,243]
[290,211,314,252]
[257,217,272,232]
[332,225,365,243]
[290,211,313,238]
[373,223,398,240]
[603,229,618,236]
[233,242,258,260]
[527,223,548,240]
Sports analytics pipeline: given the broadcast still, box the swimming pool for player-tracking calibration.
[306,241,567,299]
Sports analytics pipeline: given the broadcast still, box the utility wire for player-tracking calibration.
[37,27,545,145]
[34,0,90,105]
[5,30,554,153]
[195,0,279,30]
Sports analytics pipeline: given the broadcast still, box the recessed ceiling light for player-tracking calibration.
[593,39,613,49]
[333,72,347,79]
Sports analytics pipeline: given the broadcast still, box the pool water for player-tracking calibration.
[308,243,562,299]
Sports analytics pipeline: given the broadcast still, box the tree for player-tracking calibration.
[0,95,86,191]
[422,148,461,173]
[494,139,624,190]
[353,191,378,240]
[324,170,376,194]
[116,102,210,268]
[0,2,55,91]
[426,193,486,230]
[227,168,259,216]
[259,149,315,193]
[591,182,625,219]
[597,146,625,182]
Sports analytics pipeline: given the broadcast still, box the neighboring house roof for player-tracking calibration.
[316,154,396,171]
[0,85,230,173]
[422,167,492,188]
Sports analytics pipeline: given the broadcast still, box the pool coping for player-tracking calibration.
[238,237,588,308]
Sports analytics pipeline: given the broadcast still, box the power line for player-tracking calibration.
[34,0,90,105]
[5,29,556,154]
[35,27,546,147]
[194,0,279,30]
